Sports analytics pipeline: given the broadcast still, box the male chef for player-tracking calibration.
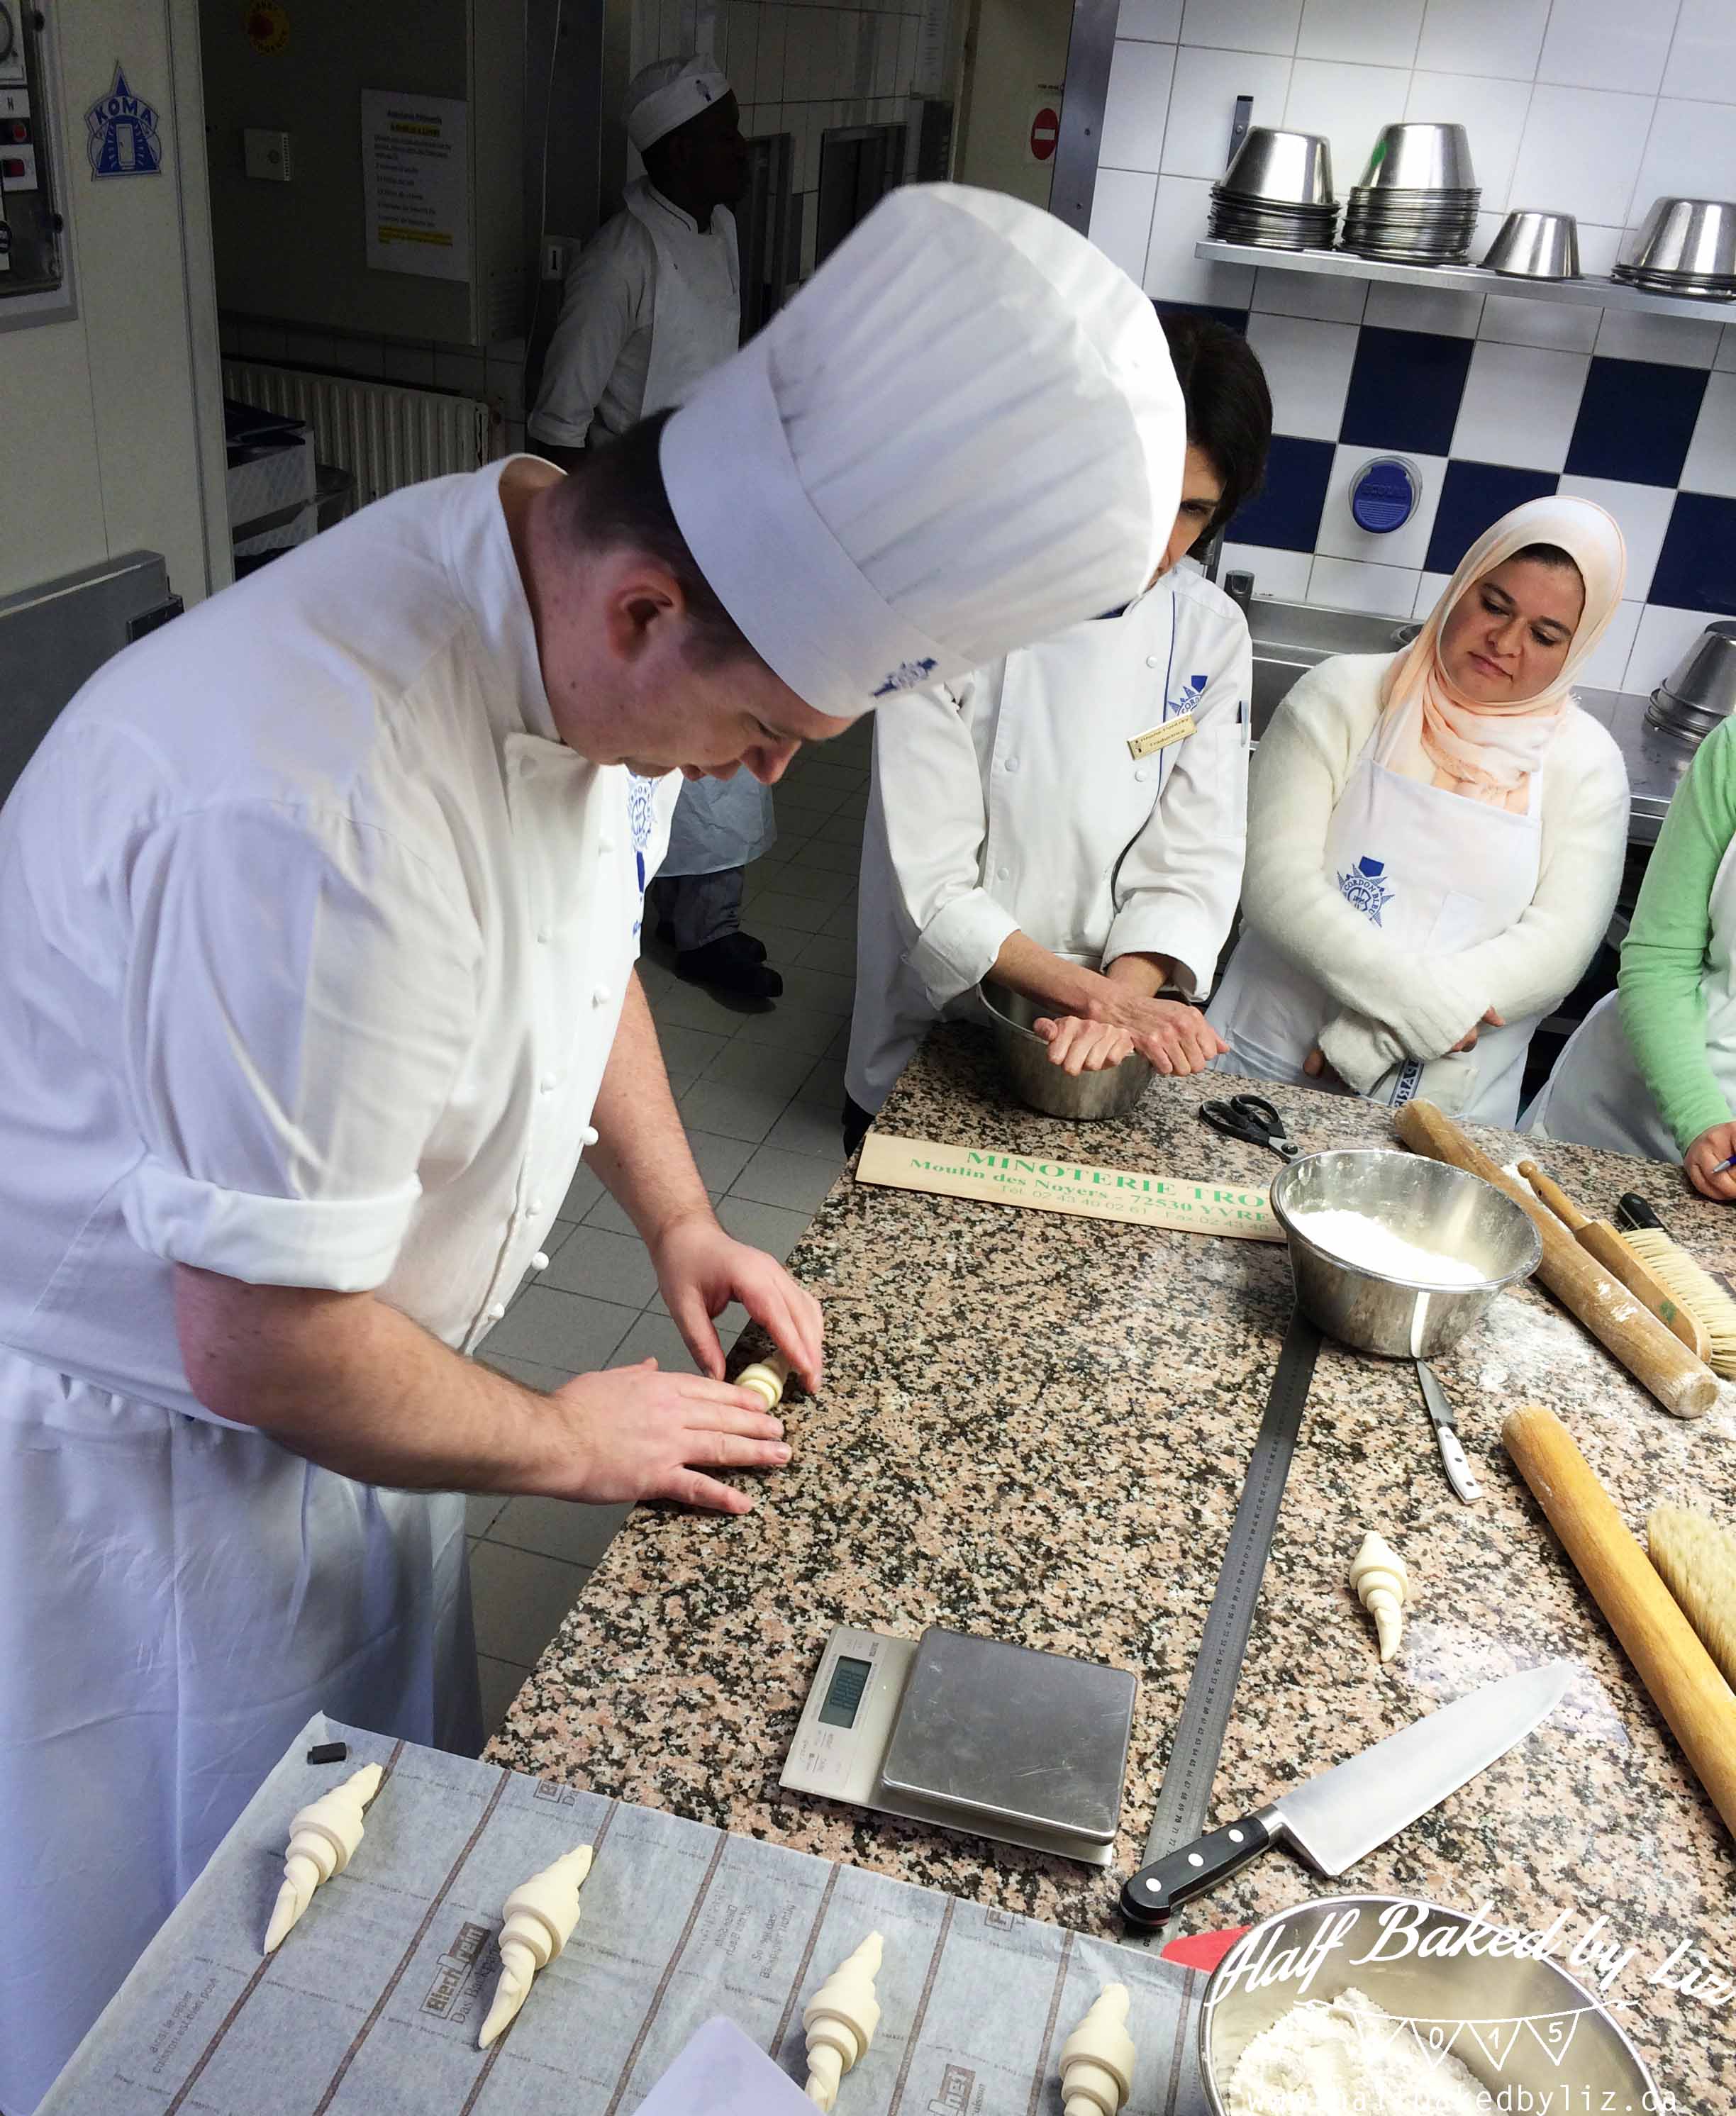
[530,54,781,1000]
[0,185,1182,2109]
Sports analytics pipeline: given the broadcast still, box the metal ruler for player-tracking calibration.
[1120,1308,1321,1934]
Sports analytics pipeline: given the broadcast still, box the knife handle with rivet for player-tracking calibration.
[1119,1810,1276,1927]
[1436,1422,1481,1503]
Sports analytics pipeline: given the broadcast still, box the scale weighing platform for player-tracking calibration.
[780,1625,1137,1866]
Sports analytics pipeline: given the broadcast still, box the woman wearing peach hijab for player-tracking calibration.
[1208,497,1630,1123]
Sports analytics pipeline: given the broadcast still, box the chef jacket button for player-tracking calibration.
[528,1198,544,1215]
[540,1072,558,1094]
[487,1302,506,1321]
[591,984,611,1006]
[598,835,616,855]
[580,1125,599,1146]
[1135,763,1153,784]
[996,864,1011,881]
[1145,655,1160,668]
[1003,756,1020,773]
[538,925,553,944]
[530,1250,550,1271]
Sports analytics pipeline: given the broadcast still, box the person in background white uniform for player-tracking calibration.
[844,316,1272,1146]
[0,183,1185,2112]
[1208,498,1630,1125]
[530,55,782,998]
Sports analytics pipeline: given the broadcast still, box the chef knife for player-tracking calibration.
[1416,1358,1481,1503]
[1120,1660,1571,1927]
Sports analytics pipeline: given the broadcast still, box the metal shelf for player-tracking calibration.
[1194,239,1735,325]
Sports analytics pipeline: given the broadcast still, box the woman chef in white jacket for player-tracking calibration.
[0,189,1186,2112]
[845,317,1272,1145]
[1208,497,1630,1123]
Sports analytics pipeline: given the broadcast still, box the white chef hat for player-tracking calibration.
[659,184,1184,720]
[626,55,732,153]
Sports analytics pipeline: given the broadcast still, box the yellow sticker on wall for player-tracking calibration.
[1126,713,1195,760]
[245,3,290,55]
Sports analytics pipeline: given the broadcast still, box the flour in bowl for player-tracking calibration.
[1290,1208,1485,1288]
[1228,1986,1487,2114]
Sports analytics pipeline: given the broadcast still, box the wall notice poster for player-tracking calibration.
[360,90,469,282]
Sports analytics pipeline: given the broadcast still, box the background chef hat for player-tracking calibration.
[626,55,732,153]
[659,183,1184,719]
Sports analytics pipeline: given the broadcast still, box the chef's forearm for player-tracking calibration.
[585,971,714,1244]
[989,932,1106,1015]
[174,1265,574,1492]
[1104,952,1171,998]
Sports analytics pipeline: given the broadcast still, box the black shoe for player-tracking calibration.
[735,929,769,963]
[677,934,784,1000]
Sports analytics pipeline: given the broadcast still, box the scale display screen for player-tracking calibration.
[818,1653,872,1728]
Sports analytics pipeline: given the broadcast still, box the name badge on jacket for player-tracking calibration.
[1127,713,1196,761]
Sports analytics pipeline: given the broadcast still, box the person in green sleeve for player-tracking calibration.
[1528,713,1736,1200]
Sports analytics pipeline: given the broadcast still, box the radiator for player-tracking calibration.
[221,362,493,508]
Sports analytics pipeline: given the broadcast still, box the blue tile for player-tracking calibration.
[1565,358,1708,487]
[1226,433,1335,553]
[1650,494,1736,615]
[1340,327,1474,457]
[1425,461,1561,576]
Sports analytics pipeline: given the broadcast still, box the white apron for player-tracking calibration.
[1528,836,1736,1157]
[623,182,774,878]
[1209,737,1543,1125]
[0,740,666,2113]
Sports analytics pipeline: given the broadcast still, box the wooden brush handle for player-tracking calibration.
[1396,1103,1718,1420]
[1503,1405,1736,1839]
[1518,1159,1590,1232]
[1577,1223,1713,1361]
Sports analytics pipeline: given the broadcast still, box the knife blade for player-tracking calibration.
[1120,1661,1572,1927]
[1417,1358,1481,1503]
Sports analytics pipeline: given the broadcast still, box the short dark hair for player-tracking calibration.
[1513,541,1582,579]
[1158,312,1274,537]
[549,410,760,669]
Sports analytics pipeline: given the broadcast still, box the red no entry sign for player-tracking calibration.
[1030,104,1059,160]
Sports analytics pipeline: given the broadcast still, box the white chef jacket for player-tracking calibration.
[528,182,740,450]
[0,459,678,2111]
[847,565,1251,1113]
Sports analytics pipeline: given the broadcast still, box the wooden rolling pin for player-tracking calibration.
[1518,1158,1712,1361]
[1395,1101,1719,1420]
[1504,1404,1736,1839]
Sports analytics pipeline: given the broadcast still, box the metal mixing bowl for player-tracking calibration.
[1615,196,1736,294]
[1650,618,1736,741]
[1270,1149,1540,1357]
[1220,126,1335,206]
[1482,207,1580,277]
[1356,121,1476,193]
[1201,1895,1659,2112]
[979,980,1154,1120]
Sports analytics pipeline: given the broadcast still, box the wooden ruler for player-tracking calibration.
[855,1131,1282,1242]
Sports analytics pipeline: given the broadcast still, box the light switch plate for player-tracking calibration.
[243,128,291,182]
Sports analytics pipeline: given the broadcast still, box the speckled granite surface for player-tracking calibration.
[493,1025,1736,2108]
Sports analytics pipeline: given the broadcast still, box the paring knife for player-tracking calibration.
[1417,1358,1481,1503]
[1120,1660,1571,1927]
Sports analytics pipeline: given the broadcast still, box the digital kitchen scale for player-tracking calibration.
[780,1625,1137,1866]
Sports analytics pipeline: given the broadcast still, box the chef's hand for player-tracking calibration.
[551,1359,789,1514]
[1685,1122,1736,1202]
[1449,1006,1506,1054]
[1302,1046,1342,1086]
[1121,999,1227,1076]
[1033,1014,1137,1075]
[650,1210,825,1393]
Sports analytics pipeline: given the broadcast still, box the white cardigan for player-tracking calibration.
[1239,652,1630,1090]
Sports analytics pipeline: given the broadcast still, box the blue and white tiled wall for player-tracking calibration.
[1086,0,1736,696]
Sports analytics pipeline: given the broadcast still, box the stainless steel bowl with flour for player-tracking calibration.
[1201,1894,1658,2114]
[1271,1149,1541,1357]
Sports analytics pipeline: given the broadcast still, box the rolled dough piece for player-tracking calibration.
[478,1842,594,2048]
[1059,1981,1135,2116]
[803,1930,882,2108]
[1349,1531,1410,1662]
[262,1761,384,1954]
[737,1353,792,1412]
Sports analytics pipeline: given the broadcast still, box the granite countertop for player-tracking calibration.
[494,1027,1736,2109]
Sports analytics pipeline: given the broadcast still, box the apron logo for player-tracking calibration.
[1172,672,1208,713]
[1339,854,1395,926]
[626,772,657,935]
[873,657,937,698]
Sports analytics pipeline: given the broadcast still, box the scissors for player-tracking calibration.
[1198,1092,1300,1162]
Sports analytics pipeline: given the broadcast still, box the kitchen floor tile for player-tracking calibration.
[734,1001,845,1054]
[779,965,856,1016]
[489,1495,633,1568]
[685,1127,758,1189]
[679,1079,791,1142]
[733,1144,842,1214]
[717,1195,813,1262]
[466,1492,510,1537]
[469,1541,591,1664]
[561,1161,606,1220]
[543,1224,661,1308]
[703,1039,821,1096]
[744,888,834,933]
[766,1098,849,1160]
[482,1286,639,1369]
[476,1350,578,1391]
[477,1654,533,1739]
[613,1311,705,1372]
